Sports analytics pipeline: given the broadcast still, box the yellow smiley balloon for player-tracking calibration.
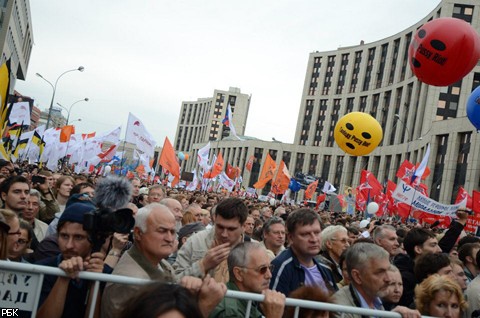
[334,112,383,156]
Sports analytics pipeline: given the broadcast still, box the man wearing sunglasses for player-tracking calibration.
[210,242,286,318]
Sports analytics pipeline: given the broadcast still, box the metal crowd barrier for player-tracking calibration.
[0,261,429,318]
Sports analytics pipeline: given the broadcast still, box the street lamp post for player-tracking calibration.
[57,98,89,125]
[394,114,412,155]
[36,66,85,129]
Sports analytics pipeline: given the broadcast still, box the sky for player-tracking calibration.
[15,0,441,148]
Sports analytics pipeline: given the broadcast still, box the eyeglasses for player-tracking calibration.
[240,264,274,275]
[8,230,21,236]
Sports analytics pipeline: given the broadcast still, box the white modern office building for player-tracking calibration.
[180,0,480,203]
[0,0,33,87]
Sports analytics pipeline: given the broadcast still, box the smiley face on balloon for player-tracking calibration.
[334,112,383,156]
[409,17,480,86]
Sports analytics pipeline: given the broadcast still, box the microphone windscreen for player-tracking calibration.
[94,175,132,210]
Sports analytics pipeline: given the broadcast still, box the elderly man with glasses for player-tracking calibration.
[318,225,350,284]
[209,242,286,318]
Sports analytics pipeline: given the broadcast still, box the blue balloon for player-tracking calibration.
[178,152,185,161]
[466,86,480,131]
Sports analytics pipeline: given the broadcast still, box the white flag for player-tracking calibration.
[197,142,211,171]
[412,143,431,186]
[8,102,31,125]
[125,113,156,157]
[322,181,337,194]
[224,103,242,140]
[186,169,198,191]
[218,172,235,192]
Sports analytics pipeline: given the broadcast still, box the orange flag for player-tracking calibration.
[204,152,224,179]
[245,155,254,172]
[159,137,180,186]
[226,163,239,180]
[253,154,276,189]
[60,125,75,142]
[271,161,291,195]
[304,180,319,200]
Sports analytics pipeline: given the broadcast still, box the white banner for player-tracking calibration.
[125,113,155,157]
[218,172,235,192]
[392,180,466,217]
[8,101,31,125]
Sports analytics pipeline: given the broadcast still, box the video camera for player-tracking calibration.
[83,207,134,252]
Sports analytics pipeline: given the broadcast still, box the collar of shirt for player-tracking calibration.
[352,284,383,310]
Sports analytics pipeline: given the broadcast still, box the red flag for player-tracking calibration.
[304,180,318,200]
[396,159,430,185]
[159,137,180,187]
[245,155,255,172]
[396,160,416,183]
[316,193,326,208]
[60,125,75,142]
[455,186,473,210]
[472,190,480,215]
[374,192,388,217]
[271,161,291,195]
[253,154,276,189]
[358,170,383,198]
[386,180,397,216]
[355,187,366,212]
[337,194,346,209]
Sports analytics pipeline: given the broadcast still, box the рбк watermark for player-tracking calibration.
[1,309,19,317]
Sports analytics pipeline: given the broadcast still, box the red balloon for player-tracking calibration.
[408,17,480,86]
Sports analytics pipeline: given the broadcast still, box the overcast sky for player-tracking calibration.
[15,0,440,149]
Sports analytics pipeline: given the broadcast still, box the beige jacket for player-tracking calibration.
[101,245,176,318]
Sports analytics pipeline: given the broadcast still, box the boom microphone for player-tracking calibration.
[93,175,133,210]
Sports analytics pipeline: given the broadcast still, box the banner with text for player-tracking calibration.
[392,180,466,217]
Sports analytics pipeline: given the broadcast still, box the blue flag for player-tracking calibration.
[289,179,301,192]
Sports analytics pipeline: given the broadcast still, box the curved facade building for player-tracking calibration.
[186,0,480,203]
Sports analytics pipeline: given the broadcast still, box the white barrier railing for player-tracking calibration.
[0,261,430,318]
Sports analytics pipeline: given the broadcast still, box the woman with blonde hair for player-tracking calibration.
[415,274,467,318]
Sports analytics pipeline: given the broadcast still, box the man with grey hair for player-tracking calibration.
[210,242,286,318]
[262,216,286,259]
[373,224,400,258]
[159,197,184,231]
[102,203,177,318]
[21,189,48,247]
[333,243,420,318]
[319,225,350,283]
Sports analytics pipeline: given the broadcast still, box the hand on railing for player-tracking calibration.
[260,290,286,318]
[198,275,227,318]
[392,306,421,318]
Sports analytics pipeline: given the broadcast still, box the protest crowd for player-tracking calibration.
[0,158,479,318]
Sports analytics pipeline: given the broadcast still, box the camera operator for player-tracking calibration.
[32,172,60,224]
[36,201,107,318]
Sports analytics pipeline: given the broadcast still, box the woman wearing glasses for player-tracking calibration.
[9,219,33,262]
[0,209,21,260]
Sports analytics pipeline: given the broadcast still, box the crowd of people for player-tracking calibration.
[0,158,479,318]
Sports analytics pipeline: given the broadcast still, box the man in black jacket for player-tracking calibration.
[393,209,468,307]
